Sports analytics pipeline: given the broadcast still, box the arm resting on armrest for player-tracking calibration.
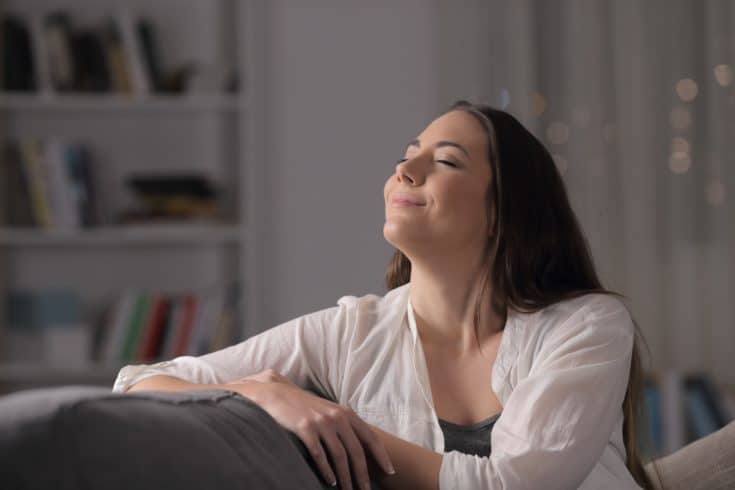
[125,374,266,404]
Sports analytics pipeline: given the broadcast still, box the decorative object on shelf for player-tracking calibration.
[121,174,221,223]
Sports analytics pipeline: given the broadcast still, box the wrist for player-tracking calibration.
[221,379,272,405]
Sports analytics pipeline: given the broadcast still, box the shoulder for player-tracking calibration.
[335,283,410,314]
[523,293,635,356]
[329,284,410,339]
[539,293,631,326]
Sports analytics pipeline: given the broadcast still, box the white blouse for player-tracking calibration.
[112,283,642,490]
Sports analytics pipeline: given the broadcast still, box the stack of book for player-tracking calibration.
[1,139,102,229]
[98,283,241,365]
[1,9,180,94]
[638,370,735,460]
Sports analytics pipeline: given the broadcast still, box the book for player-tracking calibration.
[72,29,111,92]
[101,290,137,362]
[660,370,686,455]
[684,383,721,440]
[66,143,101,227]
[19,139,53,228]
[43,12,76,92]
[137,19,163,92]
[29,14,52,93]
[173,294,198,357]
[642,378,663,459]
[115,9,150,94]
[101,18,133,93]
[44,139,80,229]
[1,14,36,91]
[2,143,36,226]
[137,295,170,362]
[120,293,151,362]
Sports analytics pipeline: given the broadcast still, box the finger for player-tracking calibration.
[300,431,337,487]
[320,428,353,490]
[335,418,371,490]
[348,413,395,475]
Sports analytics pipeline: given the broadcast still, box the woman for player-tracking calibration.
[115,101,658,489]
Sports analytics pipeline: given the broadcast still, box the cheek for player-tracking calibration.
[437,180,487,219]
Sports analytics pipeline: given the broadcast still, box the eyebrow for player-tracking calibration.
[407,138,471,158]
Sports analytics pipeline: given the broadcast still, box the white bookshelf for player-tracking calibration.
[0,0,261,392]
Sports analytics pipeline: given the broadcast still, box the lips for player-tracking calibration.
[390,192,426,206]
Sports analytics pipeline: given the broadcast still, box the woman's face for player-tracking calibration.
[383,110,493,257]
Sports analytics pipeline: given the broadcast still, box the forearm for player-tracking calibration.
[125,375,265,403]
[368,425,442,490]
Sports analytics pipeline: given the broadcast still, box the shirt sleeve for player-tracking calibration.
[112,302,350,401]
[438,295,636,490]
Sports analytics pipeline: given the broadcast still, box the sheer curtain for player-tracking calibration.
[437,0,735,386]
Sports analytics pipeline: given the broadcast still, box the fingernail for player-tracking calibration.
[330,480,337,487]
[387,465,396,475]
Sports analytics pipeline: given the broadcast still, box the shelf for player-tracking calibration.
[0,93,245,113]
[0,362,122,383]
[0,224,245,247]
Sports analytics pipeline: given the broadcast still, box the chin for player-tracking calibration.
[383,220,426,253]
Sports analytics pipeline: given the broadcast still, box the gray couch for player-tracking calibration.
[645,419,735,489]
[0,386,733,489]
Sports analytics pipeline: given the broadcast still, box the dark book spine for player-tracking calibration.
[1,15,37,91]
[73,29,112,92]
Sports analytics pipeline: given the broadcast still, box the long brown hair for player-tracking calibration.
[385,100,660,489]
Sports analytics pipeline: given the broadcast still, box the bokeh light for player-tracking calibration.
[532,92,547,116]
[714,64,733,87]
[675,78,698,102]
[669,151,691,174]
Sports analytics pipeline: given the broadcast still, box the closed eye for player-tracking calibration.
[396,158,458,168]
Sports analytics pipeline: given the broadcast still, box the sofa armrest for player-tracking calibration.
[0,386,331,490]
[645,421,735,490]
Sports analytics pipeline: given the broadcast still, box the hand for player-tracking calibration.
[225,370,395,490]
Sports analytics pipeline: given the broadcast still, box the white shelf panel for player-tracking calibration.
[0,93,245,113]
[0,224,245,247]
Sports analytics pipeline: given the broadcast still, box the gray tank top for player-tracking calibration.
[438,411,501,457]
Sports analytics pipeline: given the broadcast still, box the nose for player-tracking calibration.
[396,157,425,186]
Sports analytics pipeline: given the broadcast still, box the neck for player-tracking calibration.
[407,250,505,355]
